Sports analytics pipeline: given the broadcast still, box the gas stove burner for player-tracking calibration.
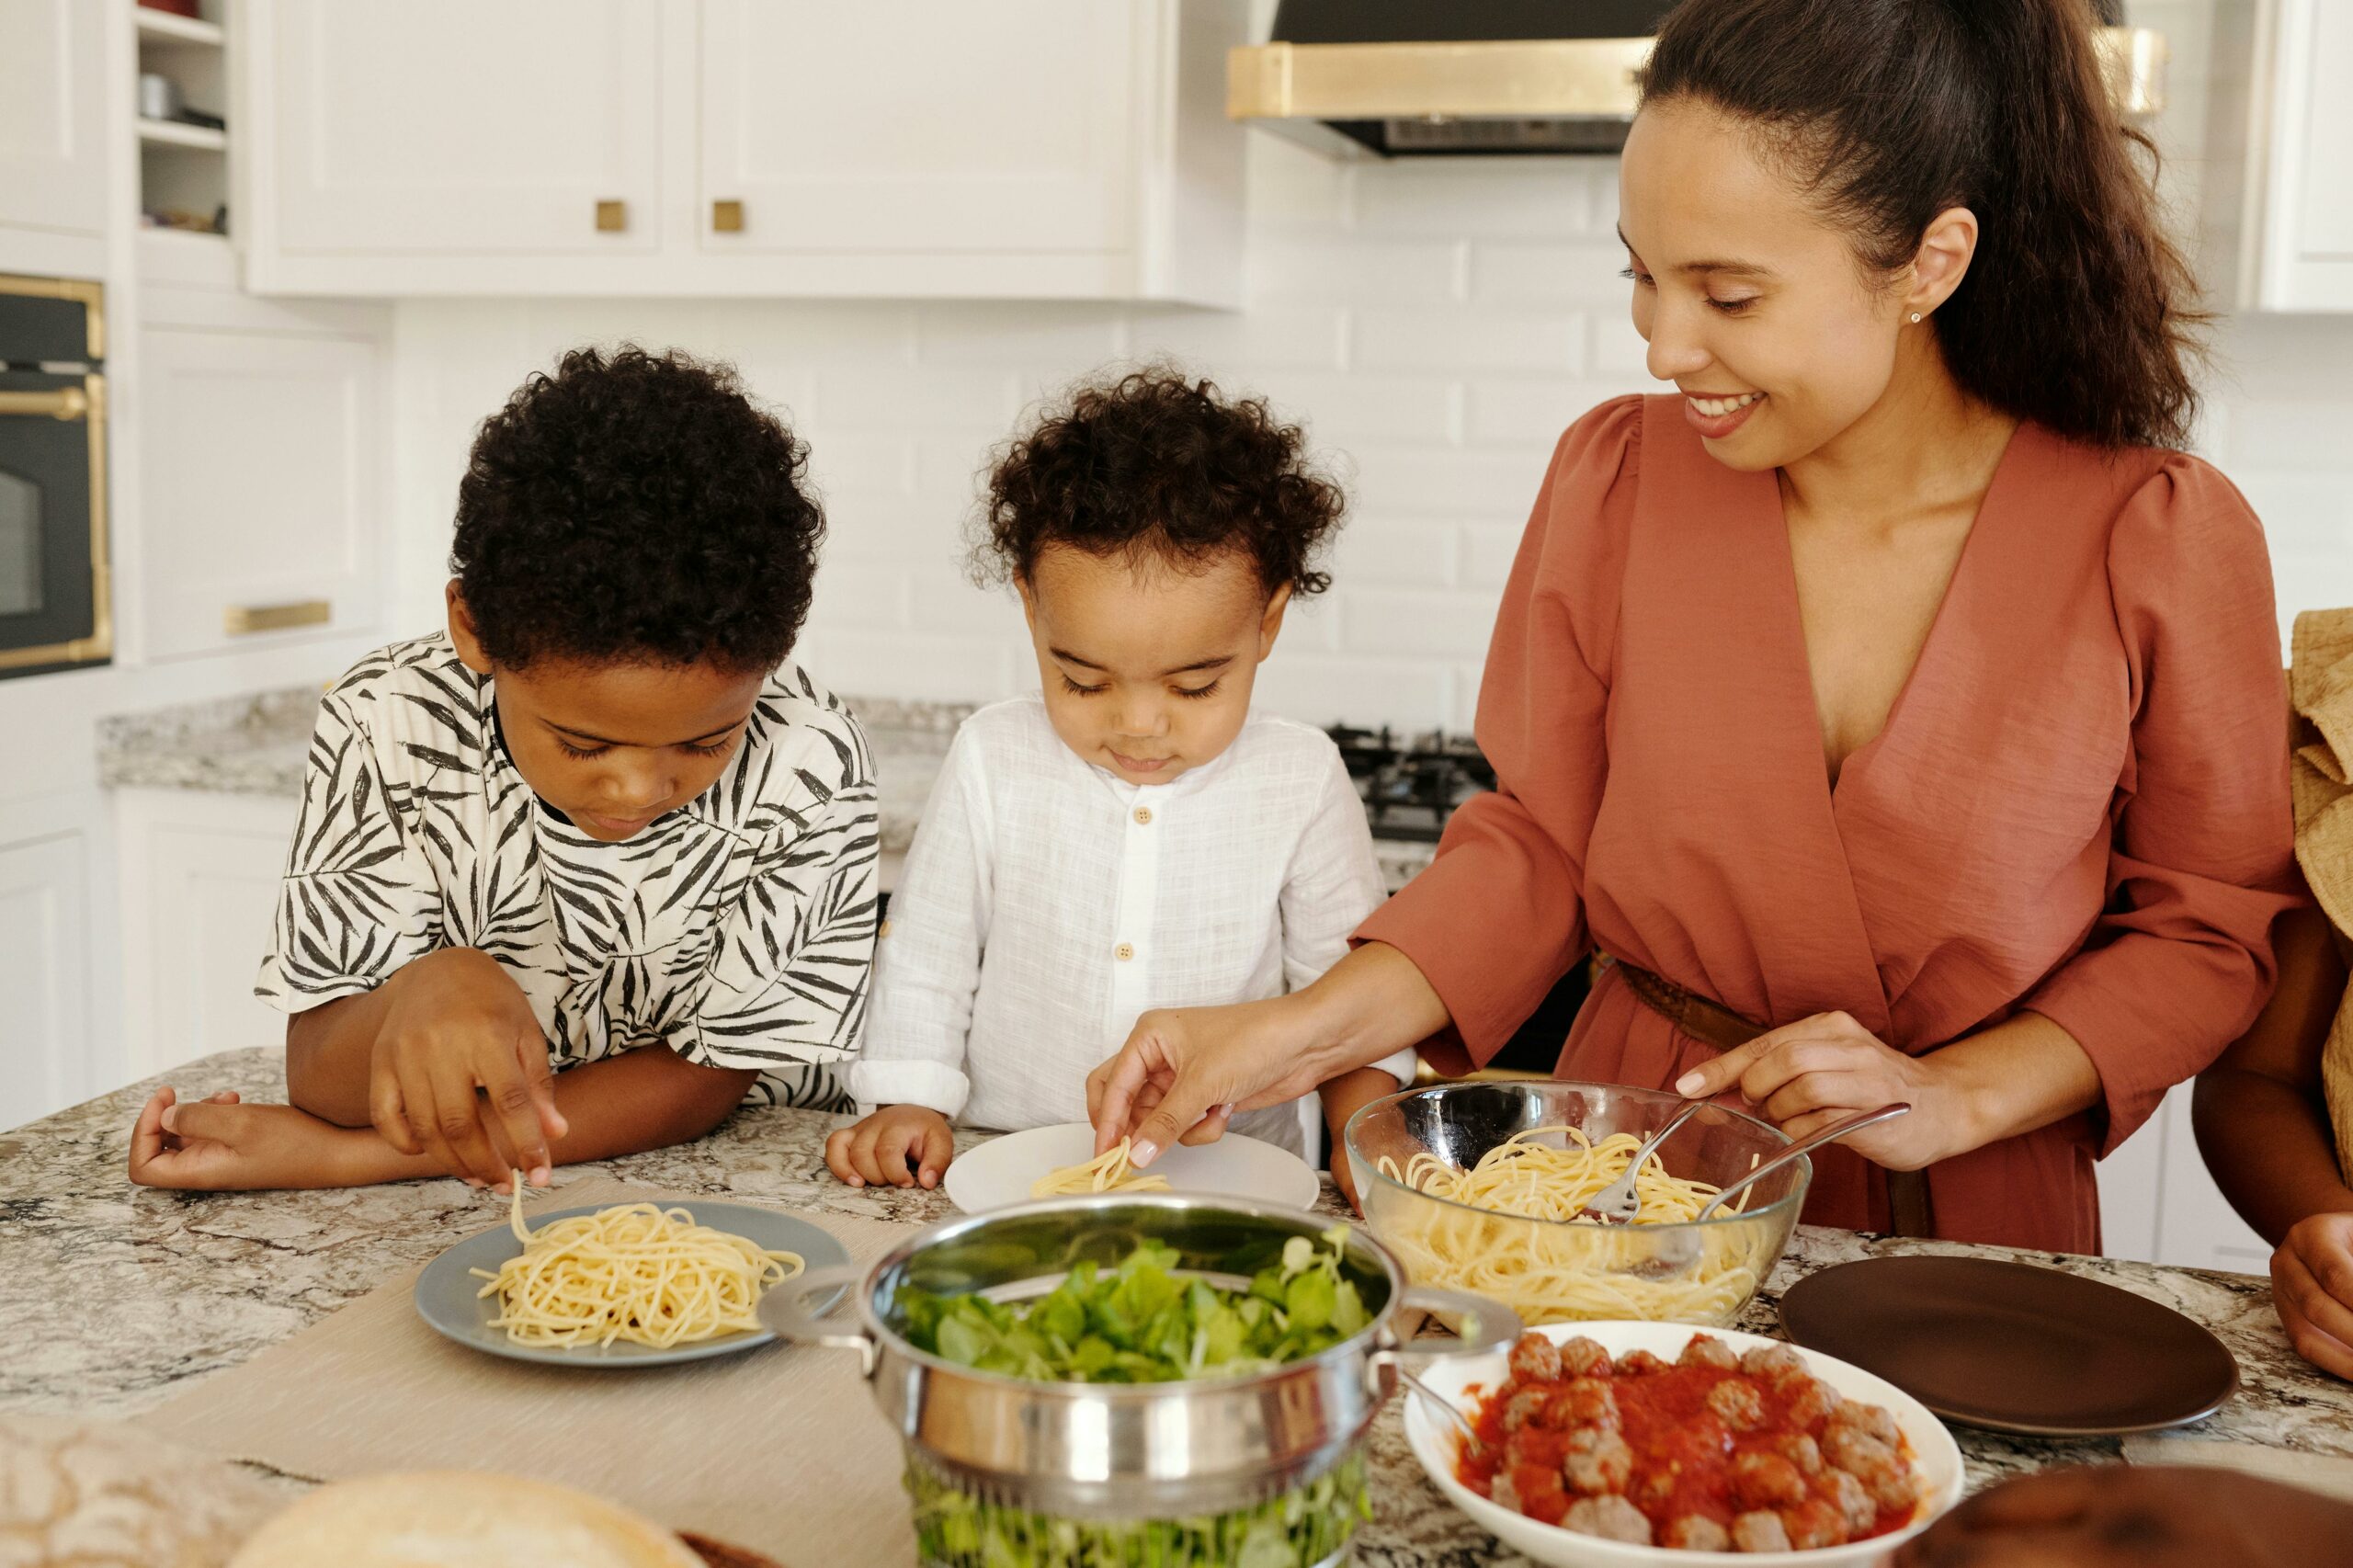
[1324,722,1495,842]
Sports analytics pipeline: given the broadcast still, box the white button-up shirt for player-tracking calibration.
[848,696,1415,1157]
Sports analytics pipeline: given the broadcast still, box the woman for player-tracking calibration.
[1088,0,2300,1252]
[2193,607,2353,1381]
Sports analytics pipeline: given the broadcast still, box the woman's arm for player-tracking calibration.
[2193,903,2353,1242]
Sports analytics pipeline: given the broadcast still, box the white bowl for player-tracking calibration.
[1403,1320,1965,1567]
[942,1122,1322,1214]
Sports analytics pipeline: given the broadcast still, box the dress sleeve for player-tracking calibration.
[681,764,881,1073]
[2024,456,2302,1153]
[847,725,994,1117]
[1280,747,1415,1085]
[254,693,444,1012]
[1353,397,1641,1074]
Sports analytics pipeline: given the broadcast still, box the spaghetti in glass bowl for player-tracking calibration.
[1345,1082,1807,1327]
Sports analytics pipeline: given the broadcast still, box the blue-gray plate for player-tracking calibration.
[413,1200,852,1368]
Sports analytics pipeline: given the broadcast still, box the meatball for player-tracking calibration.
[1730,1450,1808,1510]
[1631,1467,1680,1514]
[1826,1466,1879,1534]
[1501,1386,1552,1435]
[1508,1333,1563,1384]
[1663,1514,1733,1551]
[1507,1462,1568,1518]
[1780,1498,1847,1551]
[1765,1433,1824,1475]
[1559,1335,1613,1377]
[1488,1470,1522,1516]
[1561,1494,1654,1545]
[1615,1348,1670,1376]
[1704,1377,1767,1432]
[1739,1342,1808,1381]
[1823,1426,1918,1514]
[1679,1334,1741,1370]
[1547,1376,1621,1431]
[1731,1510,1792,1551]
[1782,1374,1841,1429]
[1563,1426,1634,1495]
[1826,1398,1899,1448]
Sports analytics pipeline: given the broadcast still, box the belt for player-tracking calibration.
[1603,957,1937,1239]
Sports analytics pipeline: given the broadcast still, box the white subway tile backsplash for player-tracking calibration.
[804,562,911,631]
[1464,379,1620,447]
[813,367,1023,431]
[1353,306,1586,374]
[1130,303,1348,372]
[1253,653,1452,731]
[1349,161,1597,239]
[1339,588,1505,658]
[1590,312,1652,379]
[1349,446,1551,518]
[1457,522,1529,590]
[1468,243,1632,306]
[905,558,1015,640]
[914,303,1129,368]
[801,432,920,500]
[1249,240,1467,305]
[1241,369,1461,446]
[1325,519,1459,589]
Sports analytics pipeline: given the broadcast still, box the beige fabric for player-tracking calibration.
[228,1471,704,1568]
[2288,608,2353,1187]
[0,1416,280,1568]
[145,1182,915,1565]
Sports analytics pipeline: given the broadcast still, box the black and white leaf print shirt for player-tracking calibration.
[254,634,880,1109]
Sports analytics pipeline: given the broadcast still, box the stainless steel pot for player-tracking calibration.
[760,1194,1520,1518]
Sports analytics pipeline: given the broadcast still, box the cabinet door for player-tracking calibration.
[264,0,663,255]
[2252,0,2353,309]
[698,0,1135,255]
[0,831,90,1131]
[0,0,108,239]
[137,327,382,660]
[117,791,297,1082]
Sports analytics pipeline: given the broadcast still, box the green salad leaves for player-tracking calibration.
[895,1227,1370,1384]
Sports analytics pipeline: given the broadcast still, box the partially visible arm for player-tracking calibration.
[283,985,392,1126]
[2193,903,2353,1244]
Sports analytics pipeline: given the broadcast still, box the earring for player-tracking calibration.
[1909,312,1924,324]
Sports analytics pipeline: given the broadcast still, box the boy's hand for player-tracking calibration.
[128,1086,358,1190]
[371,948,564,1190]
[825,1105,954,1189]
[2272,1211,2353,1381]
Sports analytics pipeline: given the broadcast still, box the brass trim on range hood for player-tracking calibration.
[1230,28,2167,154]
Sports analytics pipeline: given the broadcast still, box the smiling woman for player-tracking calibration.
[1088,0,2302,1256]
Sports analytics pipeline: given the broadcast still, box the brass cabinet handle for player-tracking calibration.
[711,199,744,233]
[595,199,628,232]
[224,599,332,635]
[0,386,89,420]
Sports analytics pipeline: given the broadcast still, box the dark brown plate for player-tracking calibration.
[1779,1256,2240,1436]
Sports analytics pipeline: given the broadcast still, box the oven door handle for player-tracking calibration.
[0,386,89,420]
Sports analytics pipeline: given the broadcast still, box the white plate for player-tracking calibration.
[1403,1320,1965,1567]
[943,1122,1323,1214]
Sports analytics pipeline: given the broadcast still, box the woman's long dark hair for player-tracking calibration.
[1641,0,2200,449]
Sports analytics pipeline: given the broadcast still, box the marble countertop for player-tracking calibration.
[96,686,1441,885]
[8,1048,2349,1565]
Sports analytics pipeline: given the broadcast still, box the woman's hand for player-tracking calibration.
[1893,1464,2353,1566]
[127,1087,376,1191]
[1672,1011,1958,1170]
[1087,999,1311,1165]
[2271,1211,2353,1381]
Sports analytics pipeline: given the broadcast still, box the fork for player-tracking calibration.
[1576,1096,1710,1225]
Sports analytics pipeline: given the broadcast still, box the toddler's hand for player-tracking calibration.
[825,1104,954,1189]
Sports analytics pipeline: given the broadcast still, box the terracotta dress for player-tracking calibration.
[1358,394,2301,1252]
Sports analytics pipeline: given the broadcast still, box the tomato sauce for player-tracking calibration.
[1458,1342,1915,1547]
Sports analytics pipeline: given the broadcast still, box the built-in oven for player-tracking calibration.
[0,274,109,678]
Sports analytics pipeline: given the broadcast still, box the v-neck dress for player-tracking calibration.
[1358,394,2301,1252]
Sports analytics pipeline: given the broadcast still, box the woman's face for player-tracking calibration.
[1618,97,1914,472]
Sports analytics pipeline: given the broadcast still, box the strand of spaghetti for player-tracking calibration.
[1374,1127,1768,1325]
[468,1179,804,1349]
[1029,1137,1175,1199]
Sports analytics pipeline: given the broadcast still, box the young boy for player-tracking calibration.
[129,347,878,1192]
[824,368,1412,1192]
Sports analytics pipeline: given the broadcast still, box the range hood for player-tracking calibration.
[1230,0,2165,158]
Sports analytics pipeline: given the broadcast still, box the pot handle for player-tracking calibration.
[1363,1284,1523,1399]
[756,1263,877,1378]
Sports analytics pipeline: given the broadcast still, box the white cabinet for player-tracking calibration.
[2214,0,2353,311]
[0,827,92,1131]
[116,788,296,1083]
[133,319,385,661]
[0,0,110,273]
[240,0,1244,301]
[2099,1083,2275,1273]
[250,0,664,259]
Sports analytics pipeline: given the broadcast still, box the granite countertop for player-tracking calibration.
[96,686,1442,886]
[8,1049,2350,1565]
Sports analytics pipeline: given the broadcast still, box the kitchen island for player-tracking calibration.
[8,1048,2351,1564]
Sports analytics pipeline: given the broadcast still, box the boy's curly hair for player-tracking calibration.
[973,367,1344,597]
[450,345,823,673]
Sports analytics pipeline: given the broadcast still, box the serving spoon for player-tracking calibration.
[1575,1096,1710,1226]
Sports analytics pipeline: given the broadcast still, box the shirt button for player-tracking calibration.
[1133,806,1154,825]
[1115,942,1135,962]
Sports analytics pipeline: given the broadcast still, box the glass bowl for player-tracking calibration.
[1345,1081,1808,1327]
